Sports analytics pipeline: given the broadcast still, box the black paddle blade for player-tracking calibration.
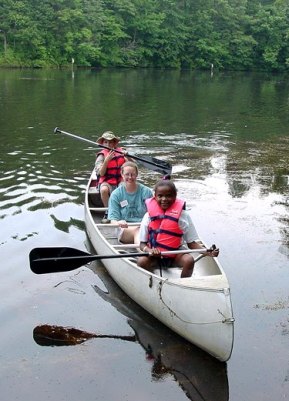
[29,247,92,274]
[135,156,172,175]
[29,247,148,274]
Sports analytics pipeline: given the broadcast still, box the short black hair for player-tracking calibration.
[154,179,177,196]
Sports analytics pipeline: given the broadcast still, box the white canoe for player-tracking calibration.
[85,172,234,361]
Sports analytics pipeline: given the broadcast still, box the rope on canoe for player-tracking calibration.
[157,280,232,325]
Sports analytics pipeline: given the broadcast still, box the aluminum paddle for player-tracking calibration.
[54,127,172,175]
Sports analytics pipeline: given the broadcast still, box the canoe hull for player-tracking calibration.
[85,174,234,361]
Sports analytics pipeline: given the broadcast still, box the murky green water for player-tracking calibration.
[1,68,289,401]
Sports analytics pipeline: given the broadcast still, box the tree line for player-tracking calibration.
[0,0,288,71]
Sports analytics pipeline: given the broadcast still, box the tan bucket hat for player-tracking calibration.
[97,131,120,144]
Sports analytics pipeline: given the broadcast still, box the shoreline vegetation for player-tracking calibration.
[1,0,289,72]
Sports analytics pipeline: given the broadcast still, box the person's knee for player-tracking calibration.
[177,254,194,266]
[181,265,193,278]
[100,185,110,196]
[137,256,150,269]
[137,257,145,267]
[119,228,134,244]
[180,255,194,277]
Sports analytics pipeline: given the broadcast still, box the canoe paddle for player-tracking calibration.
[29,246,211,275]
[54,127,172,176]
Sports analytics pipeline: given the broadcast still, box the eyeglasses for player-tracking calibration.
[123,173,137,177]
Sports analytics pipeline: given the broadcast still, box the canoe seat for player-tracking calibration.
[116,249,139,263]
[114,244,140,249]
[96,222,140,227]
[89,207,108,212]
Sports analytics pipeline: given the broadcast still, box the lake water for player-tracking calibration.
[1,68,289,401]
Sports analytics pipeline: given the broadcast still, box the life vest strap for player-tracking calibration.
[154,241,179,251]
[150,214,178,223]
[157,228,183,237]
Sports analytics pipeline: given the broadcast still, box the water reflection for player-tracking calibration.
[88,252,229,401]
[31,252,229,400]
[154,132,289,250]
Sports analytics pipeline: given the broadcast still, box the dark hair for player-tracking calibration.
[154,179,177,196]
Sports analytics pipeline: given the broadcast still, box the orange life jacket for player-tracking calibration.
[146,198,185,256]
[96,148,126,186]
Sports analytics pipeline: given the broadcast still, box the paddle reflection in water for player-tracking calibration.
[33,324,136,346]
[88,251,229,401]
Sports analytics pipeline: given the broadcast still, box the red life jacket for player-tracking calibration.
[146,198,185,256]
[96,148,126,186]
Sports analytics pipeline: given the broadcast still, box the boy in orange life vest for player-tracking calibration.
[137,180,219,278]
[95,131,127,222]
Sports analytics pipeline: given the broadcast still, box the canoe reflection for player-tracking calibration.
[90,261,229,401]
[32,259,229,401]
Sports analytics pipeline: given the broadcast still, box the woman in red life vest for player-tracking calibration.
[95,131,127,222]
[137,180,219,278]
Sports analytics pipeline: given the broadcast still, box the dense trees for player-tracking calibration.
[0,0,288,71]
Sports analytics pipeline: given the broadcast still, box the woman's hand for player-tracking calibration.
[118,220,128,228]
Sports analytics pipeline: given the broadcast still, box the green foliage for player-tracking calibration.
[0,0,288,71]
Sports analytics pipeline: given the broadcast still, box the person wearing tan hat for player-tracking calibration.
[95,131,127,223]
